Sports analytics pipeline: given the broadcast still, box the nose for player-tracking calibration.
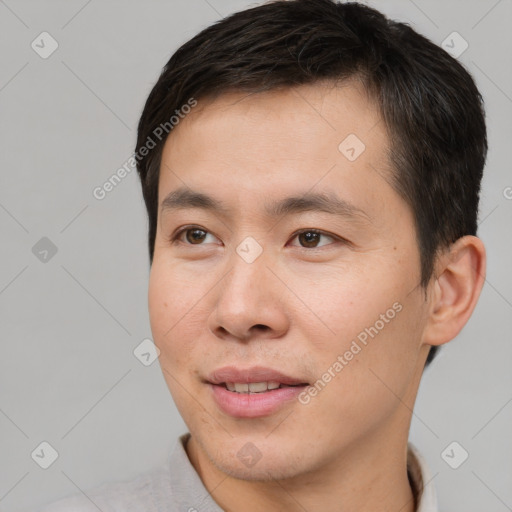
[207,246,290,343]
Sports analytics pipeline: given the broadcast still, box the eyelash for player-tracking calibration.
[169,226,345,250]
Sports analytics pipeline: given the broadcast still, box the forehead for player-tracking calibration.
[175,80,383,146]
[157,81,398,225]
[161,81,388,167]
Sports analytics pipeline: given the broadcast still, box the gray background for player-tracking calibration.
[0,0,510,510]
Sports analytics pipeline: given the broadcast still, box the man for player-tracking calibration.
[38,0,487,510]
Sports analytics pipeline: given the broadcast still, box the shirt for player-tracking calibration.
[36,433,438,512]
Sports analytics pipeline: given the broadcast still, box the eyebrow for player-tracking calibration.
[160,186,372,223]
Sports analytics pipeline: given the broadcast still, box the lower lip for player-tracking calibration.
[209,383,308,418]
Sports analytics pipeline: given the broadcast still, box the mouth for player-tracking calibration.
[206,365,309,388]
[216,381,308,394]
[205,366,310,418]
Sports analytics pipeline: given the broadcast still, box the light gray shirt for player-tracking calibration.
[36,432,438,512]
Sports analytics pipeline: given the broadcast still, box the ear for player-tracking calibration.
[422,236,486,347]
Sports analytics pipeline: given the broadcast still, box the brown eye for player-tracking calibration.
[298,231,321,248]
[291,229,336,249]
[172,226,218,246]
[185,228,207,244]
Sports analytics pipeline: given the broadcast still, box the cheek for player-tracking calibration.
[284,260,393,351]
[292,258,422,382]
[149,256,199,330]
[148,261,196,368]
[302,302,424,434]
[148,257,222,390]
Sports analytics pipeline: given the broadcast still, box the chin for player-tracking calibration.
[202,436,308,482]
[215,455,304,482]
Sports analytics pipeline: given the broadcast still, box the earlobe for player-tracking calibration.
[422,235,486,347]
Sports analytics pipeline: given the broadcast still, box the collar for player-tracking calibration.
[170,433,438,511]
[407,441,439,511]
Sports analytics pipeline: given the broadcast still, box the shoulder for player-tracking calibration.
[34,464,171,512]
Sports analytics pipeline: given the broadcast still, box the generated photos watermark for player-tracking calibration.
[298,301,403,404]
[92,97,198,201]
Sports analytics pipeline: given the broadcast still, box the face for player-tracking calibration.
[148,81,432,481]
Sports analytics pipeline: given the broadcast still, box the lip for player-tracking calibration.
[206,365,309,386]
[208,383,308,418]
[205,365,309,418]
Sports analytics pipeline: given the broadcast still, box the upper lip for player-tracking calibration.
[206,366,309,385]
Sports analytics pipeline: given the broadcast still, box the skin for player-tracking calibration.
[148,81,486,512]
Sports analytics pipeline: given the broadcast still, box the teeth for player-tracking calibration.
[247,382,267,393]
[225,381,283,393]
[234,383,249,393]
